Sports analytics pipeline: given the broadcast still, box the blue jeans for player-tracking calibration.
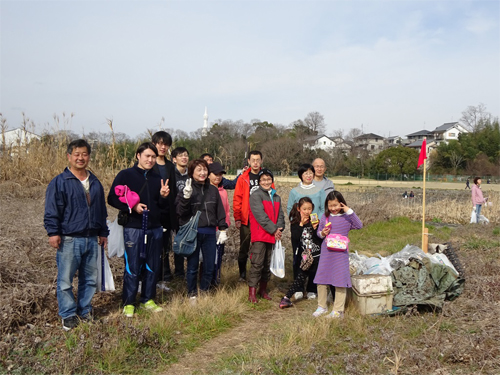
[186,232,216,296]
[56,236,98,319]
[123,227,163,305]
[476,204,482,223]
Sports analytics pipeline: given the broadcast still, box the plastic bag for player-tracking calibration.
[363,254,393,275]
[270,240,285,278]
[349,251,370,275]
[470,209,477,224]
[107,218,124,258]
[96,246,115,292]
[387,244,426,271]
[478,215,489,224]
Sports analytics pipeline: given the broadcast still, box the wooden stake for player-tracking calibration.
[421,139,427,251]
[423,228,429,253]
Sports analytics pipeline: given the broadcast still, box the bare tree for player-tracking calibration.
[304,111,326,134]
[0,114,8,153]
[459,103,491,132]
[345,127,363,142]
[449,151,464,175]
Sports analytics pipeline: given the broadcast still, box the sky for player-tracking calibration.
[1,0,499,139]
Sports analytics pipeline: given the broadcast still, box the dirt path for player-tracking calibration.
[163,297,311,375]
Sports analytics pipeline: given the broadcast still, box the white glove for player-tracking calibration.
[183,178,193,199]
[217,231,228,245]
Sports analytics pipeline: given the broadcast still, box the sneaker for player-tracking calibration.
[189,296,197,306]
[326,310,344,319]
[312,306,328,317]
[123,305,135,318]
[79,314,93,323]
[306,292,317,300]
[279,297,293,309]
[62,316,79,331]
[140,300,163,313]
[293,292,303,301]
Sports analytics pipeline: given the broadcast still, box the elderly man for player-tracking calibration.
[44,139,109,331]
[312,158,334,194]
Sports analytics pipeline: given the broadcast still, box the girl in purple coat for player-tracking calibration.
[313,191,363,318]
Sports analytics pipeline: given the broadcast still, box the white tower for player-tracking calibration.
[202,107,209,136]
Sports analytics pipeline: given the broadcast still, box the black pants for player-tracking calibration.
[285,258,319,298]
[160,229,185,280]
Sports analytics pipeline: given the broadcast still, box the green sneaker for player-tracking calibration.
[123,305,135,318]
[140,300,163,313]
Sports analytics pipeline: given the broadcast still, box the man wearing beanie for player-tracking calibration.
[247,168,285,303]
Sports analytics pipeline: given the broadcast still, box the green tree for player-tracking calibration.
[431,140,465,174]
[459,118,500,163]
[374,146,419,176]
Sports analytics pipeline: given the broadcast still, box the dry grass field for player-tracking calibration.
[1,174,499,374]
[0,139,499,374]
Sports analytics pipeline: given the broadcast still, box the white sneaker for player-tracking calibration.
[326,310,344,319]
[312,306,328,317]
[307,292,317,300]
[293,292,303,301]
[189,296,197,306]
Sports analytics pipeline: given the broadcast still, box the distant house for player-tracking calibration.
[386,135,403,147]
[2,128,41,149]
[406,130,434,143]
[354,133,385,154]
[407,139,437,155]
[431,122,468,145]
[331,136,351,153]
[303,134,336,151]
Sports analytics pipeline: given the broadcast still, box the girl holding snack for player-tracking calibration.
[279,197,322,309]
[313,191,363,318]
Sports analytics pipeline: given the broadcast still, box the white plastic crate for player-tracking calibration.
[351,274,393,295]
[350,287,394,315]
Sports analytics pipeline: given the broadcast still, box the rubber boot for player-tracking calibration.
[248,287,258,303]
[238,260,247,282]
[258,281,272,300]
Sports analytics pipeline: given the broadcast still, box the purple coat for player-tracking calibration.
[313,210,363,287]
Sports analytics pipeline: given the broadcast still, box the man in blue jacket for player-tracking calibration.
[44,139,109,331]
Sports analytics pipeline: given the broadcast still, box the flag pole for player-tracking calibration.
[421,138,427,252]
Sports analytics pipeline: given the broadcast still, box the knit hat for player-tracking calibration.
[258,168,274,182]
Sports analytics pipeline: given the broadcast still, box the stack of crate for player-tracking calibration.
[350,274,394,315]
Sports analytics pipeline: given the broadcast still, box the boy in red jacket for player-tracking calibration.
[248,169,285,303]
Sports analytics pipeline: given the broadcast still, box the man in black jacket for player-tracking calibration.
[108,142,170,318]
[151,131,181,282]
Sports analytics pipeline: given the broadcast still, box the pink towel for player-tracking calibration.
[115,185,140,213]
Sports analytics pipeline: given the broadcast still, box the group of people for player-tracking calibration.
[44,133,362,330]
[402,191,414,199]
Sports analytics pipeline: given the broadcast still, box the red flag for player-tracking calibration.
[417,138,427,168]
